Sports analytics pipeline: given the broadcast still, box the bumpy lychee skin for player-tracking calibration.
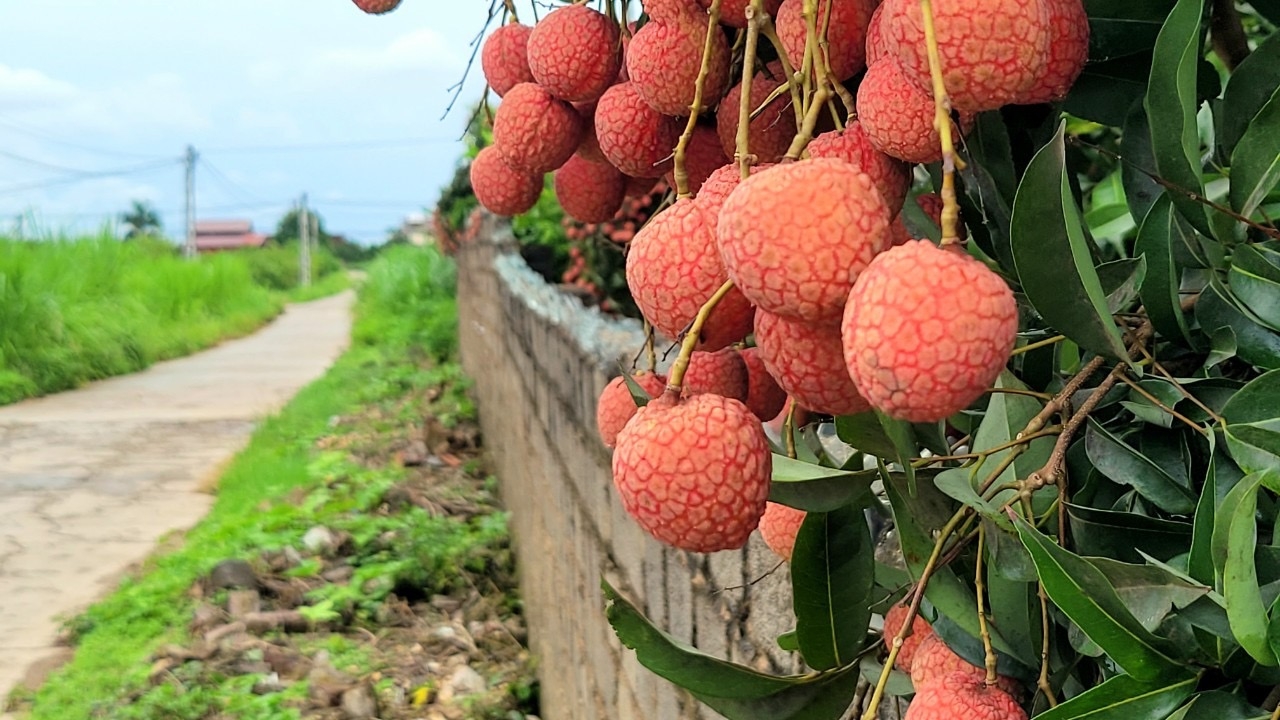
[595,82,682,178]
[596,371,668,448]
[1018,0,1089,104]
[717,159,892,323]
[882,604,934,673]
[644,0,700,23]
[573,102,609,164]
[353,0,400,14]
[695,162,775,226]
[807,124,910,214]
[905,670,1026,720]
[526,5,621,103]
[666,125,729,196]
[842,241,1018,423]
[492,82,585,174]
[612,392,773,553]
[739,346,787,421]
[627,199,755,350]
[759,502,806,561]
[628,14,732,116]
[470,146,543,217]
[865,2,889,64]
[754,310,871,416]
[887,214,913,246]
[682,348,750,402]
[626,175,661,198]
[481,23,535,97]
[911,635,1021,697]
[777,0,876,81]
[698,0,783,27]
[857,58,972,165]
[555,155,627,223]
[881,0,1050,112]
[716,69,794,164]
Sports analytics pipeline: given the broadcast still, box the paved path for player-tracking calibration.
[0,291,354,702]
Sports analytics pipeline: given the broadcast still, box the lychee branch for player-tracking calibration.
[1036,584,1059,707]
[917,0,962,245]
[757,18,806,129]
[735,0,767,178]
[782,0,832,159]
[673,0,725,198]
[974,525,999,687]
[665,280,737,393]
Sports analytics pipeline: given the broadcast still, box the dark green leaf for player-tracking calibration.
[1088,557,1212,631]
[970,372,1054,492]
[877,412,918,492]
[1136,196,1195,345]
[1012,123,1129,360]
[956,114,1018,273]
[770,455,875,513]
[777,631,799,653]
[1068,504,1193,563]
[619,367,654,407]
[1066,54,1154,127]
[1123,102,1164,225]
[833,413,898,461]
[1222,370,1280,472]
[1230,260,1280,333]
[1229,88,1280,220]
[1031,671,1195,720]
[984,567,1042,673]
[934,469,999,518]
[1188,453,1222,586]
[1220,32,1280,158]
[1084,0,1178,61]
[1098,257,1148,313]
[1085,420,1197,514]
[791,505,875,670]
[1196,283,1280,370]
[1166,691,1269,720]
[1220,472,1279,665]
[858,661,913,698]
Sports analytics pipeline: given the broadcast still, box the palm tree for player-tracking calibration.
[120,200,162,239]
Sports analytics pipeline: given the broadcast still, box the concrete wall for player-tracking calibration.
[455,218,804,720]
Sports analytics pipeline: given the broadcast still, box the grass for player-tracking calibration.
[15,244,486,720]
[0,233,348,405]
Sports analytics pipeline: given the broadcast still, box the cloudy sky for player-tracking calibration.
[0,1,518,245]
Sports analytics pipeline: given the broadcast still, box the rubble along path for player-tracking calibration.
[0,291,354,703]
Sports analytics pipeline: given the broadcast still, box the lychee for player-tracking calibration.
[753,310,871,416]
[694,162,776,227]
[739,346,787,421]
[352,0,400,14]
[626,198,755,350]
[555,155,627,223]
[911,635,1021,697]
[527,4,622,103]
[628,12,732,116]
[856,58,973,165]
[481,23,535,97]
[612,392,773,552]
[1017,0,1089,104]
[573,102,609,163]
[865,2,888,64]
[697,0,783,27]
[682,347,750,401]
[596,371,668,448]
[644,0,701,24]
[882,604,934,673]
[717,159,892,323]
[842,240,1018,423]
[887,213,913,246]
[807,124,910,213]
[626,175,661,198]
[668,125,729,196]
[716,67,795,164]
[905,670,1025,720]
[759,502,806,561]
[595,81,682,178]
[470,146,543,217]
[492,82,585,174]
[776,0,876,81]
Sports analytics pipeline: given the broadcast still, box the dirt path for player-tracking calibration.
[0,291,354,701]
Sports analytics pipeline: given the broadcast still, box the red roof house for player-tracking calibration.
[194,220,268,253]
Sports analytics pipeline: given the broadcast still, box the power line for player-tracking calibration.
[201,136,455,154]
[0,149,93,175]
[199,157,269,207]
[0,116,168,160]
[0,158,182,195]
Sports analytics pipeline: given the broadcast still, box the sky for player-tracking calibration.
[0,1,518,246]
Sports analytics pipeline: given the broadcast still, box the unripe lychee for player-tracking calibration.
[596,371,669,448]
[905,670,1025,720]
[1017,0,1089,104]
[555,155,626,223]
[807,124,910,214]
[481,23,535,97]
[716,68,794,164]
[759,502,806,561]
[628,13,732,116]
[667,125,729,196]
[352,0,400,14]
[753,310,871,416]
[682,347,750,401]
[842,241,1018,423]
[739,346,787,421]
[470,146,543,217]
[880,0,1050,112]
[883,604,934,673]
[777,0,876,81]
[595,81,682,178]
[612,392,772,552]
[717,159,892,323]
[856,58,973,165]
[694,162,776,227]
[626,199,755,350]
[492,82,585,173]
[526,4,622,103]
[698,0,783,27]
[911,635,1021,697]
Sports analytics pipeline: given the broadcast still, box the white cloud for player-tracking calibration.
[0,64,79,110]
[315,27,462,75]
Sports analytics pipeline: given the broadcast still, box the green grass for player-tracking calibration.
[18,244,474,720]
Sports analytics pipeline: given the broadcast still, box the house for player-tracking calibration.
[400,212,433,247]
[193,219,268,253]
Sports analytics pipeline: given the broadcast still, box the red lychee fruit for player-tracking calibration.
[352,0,400,14]
[842,240,1018,423]
[717,159,892,323]
[667,125,729,196]
[776,0,876,81]
[698,0,784,28]
[694,162,776,227]
[595,81,682,178]
[807,124,910,214]
[759,502,806,561]
[481,23,535,97]
[905,669,1025,720]
[492,82,585,174]
[612,392,773,552]
[880,0,1050,112]
[856,58,973,165]
[682,347,750,401]
[628,13,732,116]
[644,0,701,23]
[470,146,543,217]
[753,310,871,416]
[910,635,1021,697]
[887,213,913,246]
[1017,0,1089,104]
[739,346,787,421]
[596,371,669,448]
[527,4,622,103]
[626,175,661,198]
[716,67,795,164]
[883,604,934,673]
[865,2,888,64]
[555,155,627,223]
[915,192,967,240]
[626,199,755,350]
[573,102,609,163]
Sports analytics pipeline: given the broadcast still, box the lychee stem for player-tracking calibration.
[673,0,724,199]
[1037,584,1059,707]
[664,280,736,394]
[758,19,806,130]
[917,0,962,246]
[735,0,766,179]
[782,0,835,159]
[501,0,518,23]
[974,525,999,687]
[782,401,798,459]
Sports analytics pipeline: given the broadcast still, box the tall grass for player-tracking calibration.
[354,243,458,361]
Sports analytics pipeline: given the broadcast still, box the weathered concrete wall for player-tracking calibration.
[456,218,803,720]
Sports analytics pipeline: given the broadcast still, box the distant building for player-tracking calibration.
[193,219,268,253]
[400,212,433,247]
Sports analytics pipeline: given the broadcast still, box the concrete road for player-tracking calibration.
[0,291,354,703]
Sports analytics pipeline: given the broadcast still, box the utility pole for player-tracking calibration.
[298,193,312,288]
[183,145,197,259]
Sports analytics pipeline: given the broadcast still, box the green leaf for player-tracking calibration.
[1220,31,1280,158]
[1098,257,1148,313]
[1197,283,1280,370]
[602,578,860,719]
[956,114,1017,273]
[876,412,918,492]
[1230,88,1280,220]
[1188,453,1222,586]
[934,469,999,518]
[1014,516,1186,680]
[1012,123,1129,361]
[769,455,874,513]
[833,413,898,461]
[969,372,1054,493]
[620,368,654,407]
[1088,557,1212,632]
[1230,259,1280,333]
[776,631,799,653]
[791,505,874,671]
[1136,196,1195,345]
[1085,420,1197,515]
[1067,504,1194,563]
[1144,0,1211,237]
[1166,691,1270,720]
[1220,472,1279,666]
[1123,102,1164,226]
[1030,672,1196,720]
[1065,54,1155,127]
[1223,371,1280,472]
[1084,0,1178,61]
